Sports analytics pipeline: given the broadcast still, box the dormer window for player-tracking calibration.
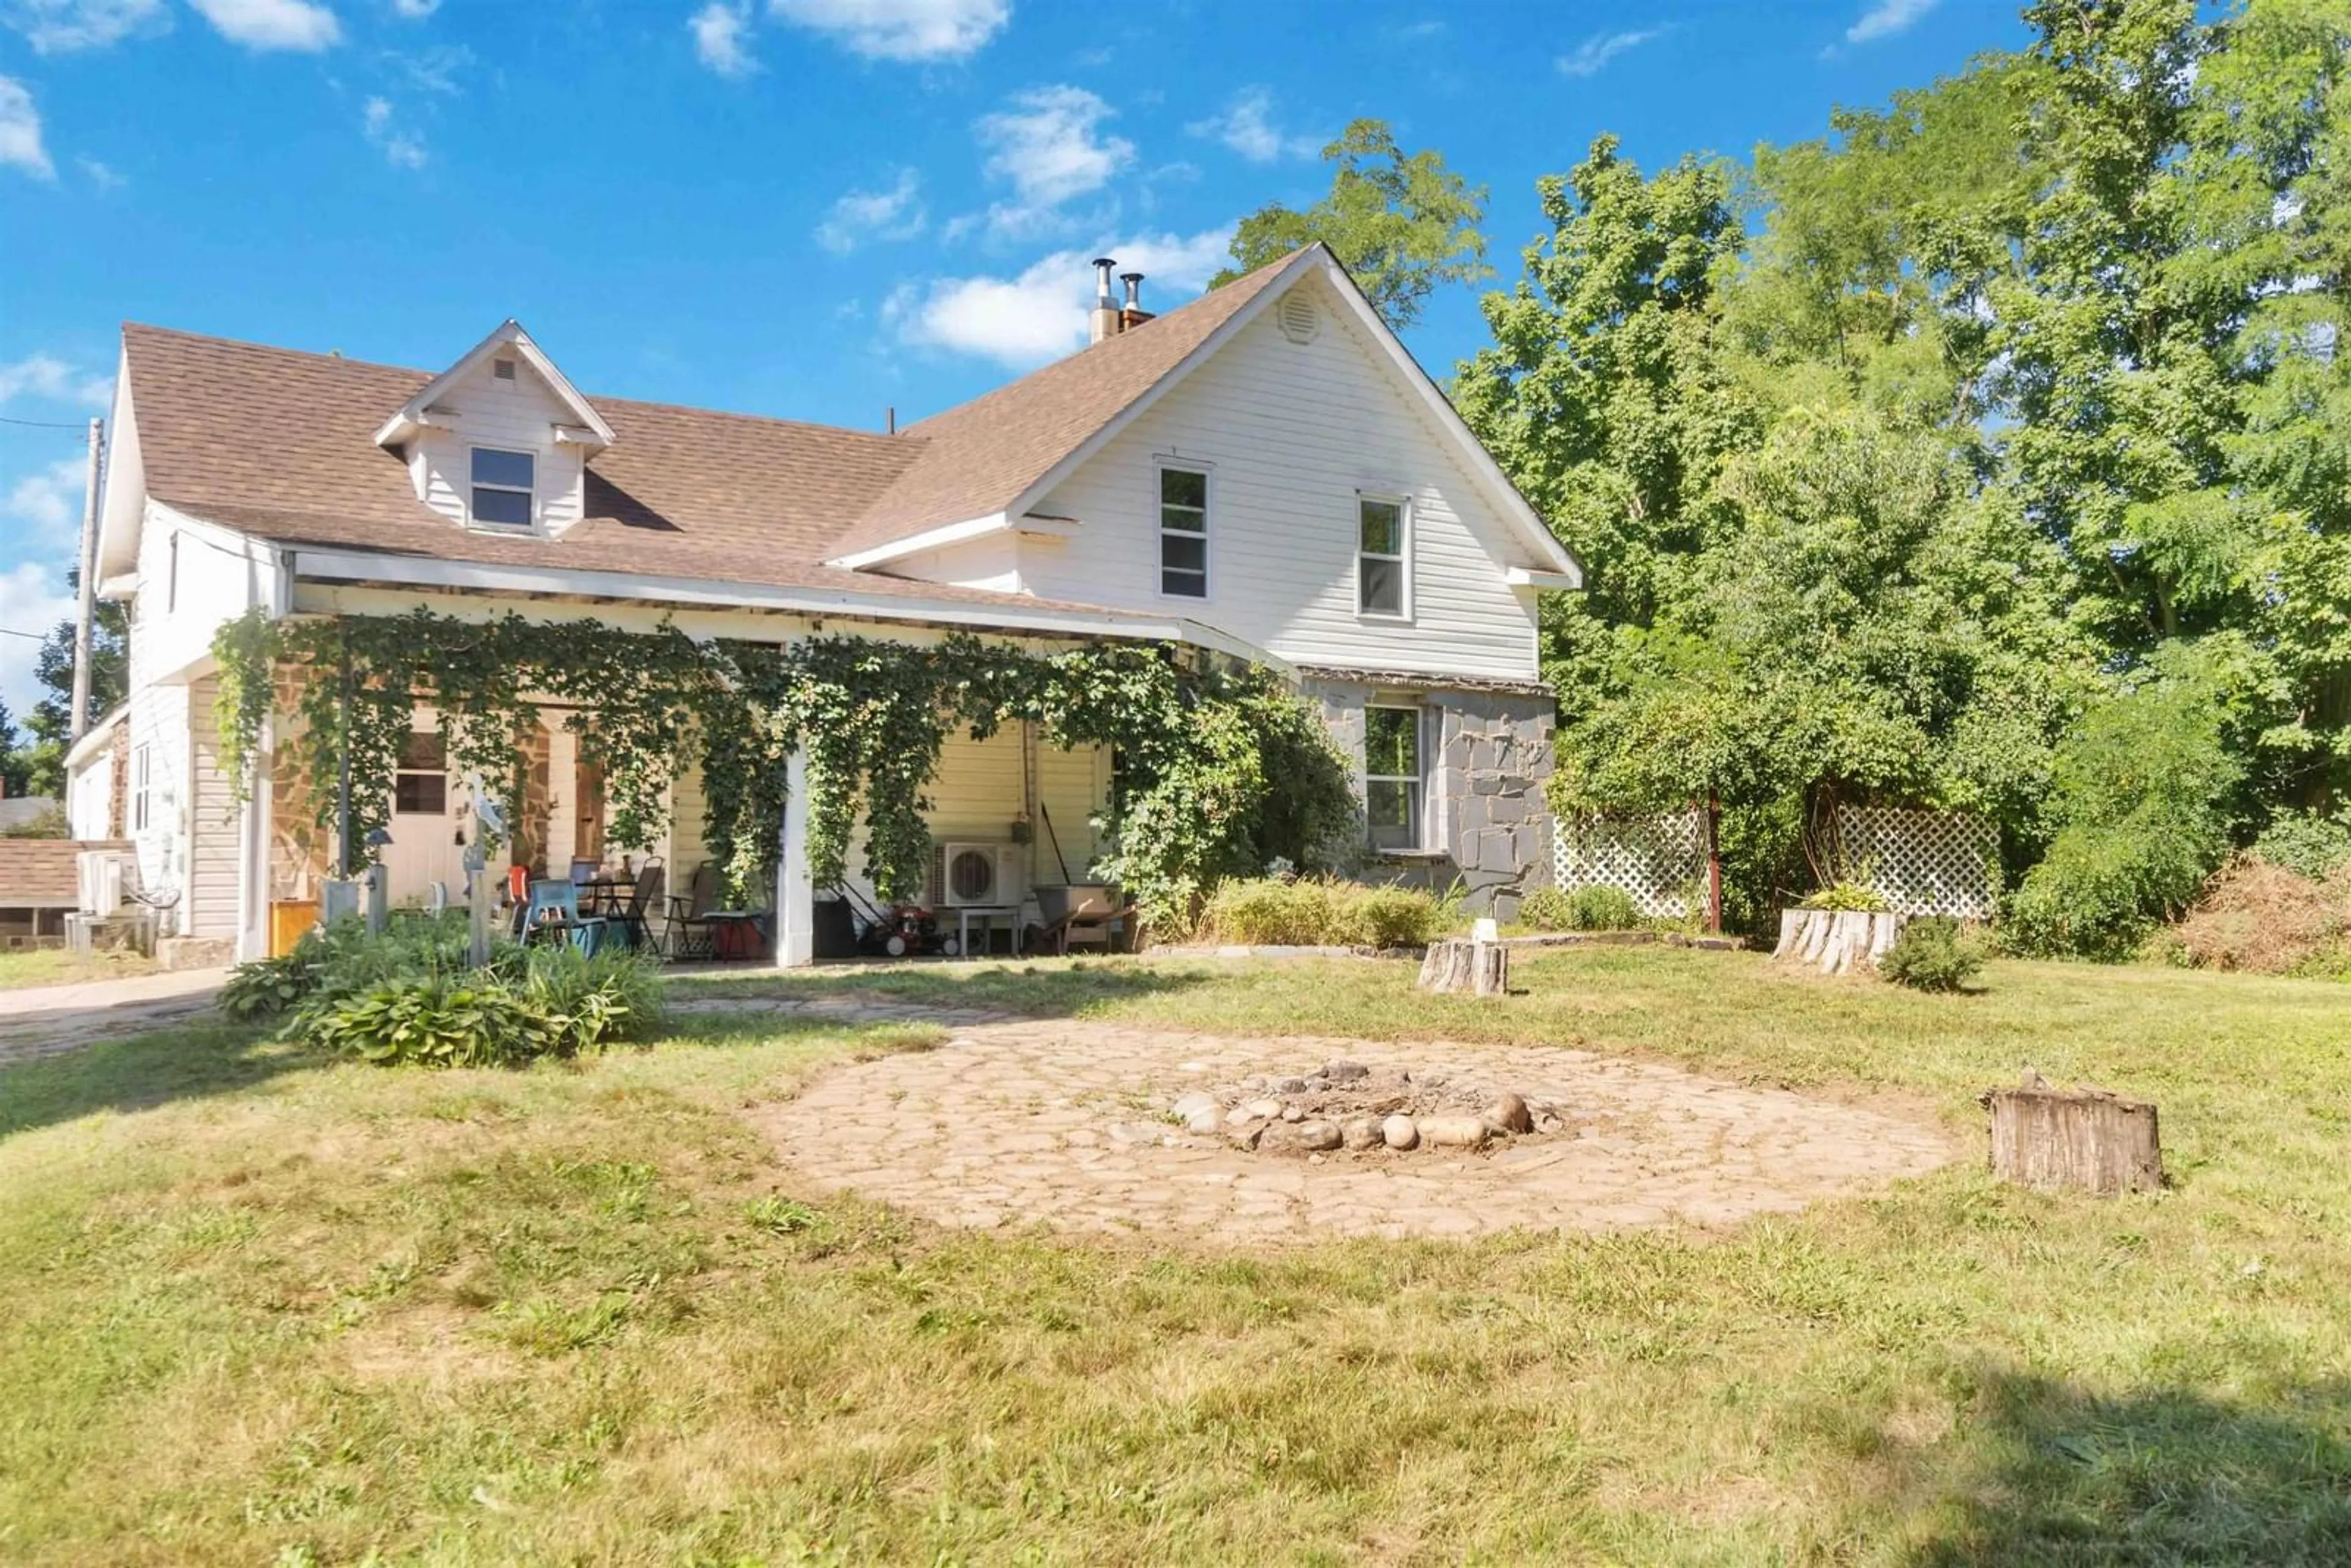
[470,446,535,528]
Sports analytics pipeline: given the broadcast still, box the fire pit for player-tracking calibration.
[1169,1059,1567,1156]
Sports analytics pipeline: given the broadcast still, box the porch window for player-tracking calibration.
[394,730,447,815]
[132,743,151,833]
[1358,494,1409,617]
[1365,705,1423,850]
[470,446,535,529]
[1160,465,1209,598]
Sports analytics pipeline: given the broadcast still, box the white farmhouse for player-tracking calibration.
[78,244,1581,964]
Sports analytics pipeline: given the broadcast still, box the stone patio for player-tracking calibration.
[744,1009,1959,1244]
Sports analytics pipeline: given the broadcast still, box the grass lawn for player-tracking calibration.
[0,947,157,992]
[4,949,2350,1564]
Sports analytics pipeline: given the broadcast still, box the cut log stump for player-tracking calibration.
[1774,909,1906,975]
[1417,939,1509,997]
[1981,1076,2162,1195]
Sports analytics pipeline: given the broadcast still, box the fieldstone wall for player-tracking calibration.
[1303,675,1555,919]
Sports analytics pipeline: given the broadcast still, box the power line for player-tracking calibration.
[1,626,54,641]
[0,415,92,430]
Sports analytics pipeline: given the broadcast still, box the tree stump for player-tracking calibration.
[1981,1077,2162,1195]
[1774,909,1905,975]
[1417,939,1509,996]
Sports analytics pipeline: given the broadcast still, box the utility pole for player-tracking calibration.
[69,417,103,741]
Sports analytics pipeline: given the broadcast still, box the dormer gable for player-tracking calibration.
[373,320,611,537]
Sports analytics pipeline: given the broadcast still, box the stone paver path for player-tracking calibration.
[0,967,230,1069]
[744,1008,1957,1244]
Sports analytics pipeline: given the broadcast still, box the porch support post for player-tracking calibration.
[774,748,812,969]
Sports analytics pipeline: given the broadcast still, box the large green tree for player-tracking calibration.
[1212,119,1490,331]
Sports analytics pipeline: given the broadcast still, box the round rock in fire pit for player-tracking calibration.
[1198,1060,1570,1158]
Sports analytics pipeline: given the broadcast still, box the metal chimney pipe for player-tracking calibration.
[1118,271,1153,331]
[1089,257,1121,343]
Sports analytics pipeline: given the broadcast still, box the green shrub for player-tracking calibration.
[1200,877,1441,948]
[1520,885,1644,931]
[1518,888,1573,931]
[219,947,315,1020]
[2008,646,2243,959]
[1335,886,1441,948]
[1880,917,1987,992]
[305,972,554,1067]
[517,945,669,1054]
[1564,884,1643,931]
[2252,809,2351,882]
[1801,880,1891,912]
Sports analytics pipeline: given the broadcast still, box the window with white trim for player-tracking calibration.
[132,743,151,833]
[469,446,536,529]
[1358,494,1409,617]
[1159,465,1209,598]
[1364,705,1424,850]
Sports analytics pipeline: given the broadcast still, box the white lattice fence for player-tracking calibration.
[1552,811,1704,917]
[1837,806,1999,917]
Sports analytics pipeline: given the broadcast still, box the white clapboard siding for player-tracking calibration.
[1033,738,1110,882]
[410,354,587,536]
[1021,271,1539,681]
[885,535,1022,594]
[668,762,710,886]
[186,676,240,937]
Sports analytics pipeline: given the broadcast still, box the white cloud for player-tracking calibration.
[0,77,54,179]
[887,226,1233,369]
[3,0,167,53]
[0,353,113,408]
[1185,87,1320,164]
[6,455,86,545]
[1846,0,1935,43]
[766,0,1007,62]
[386,42,468,94]
[967,84,1133,238]
[816,167,926,253]
[0,560,77,722]
[689,2,757,78]
[1557,27,1662,78]
[187,0,340,52]
[388,0,437,16]
[77,154,123,187]
[361,96,425,168]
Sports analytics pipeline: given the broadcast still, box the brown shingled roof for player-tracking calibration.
[0,840,129,907]
[117,247,1318,605]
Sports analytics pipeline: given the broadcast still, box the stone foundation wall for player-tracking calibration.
[1303,676,1555,919]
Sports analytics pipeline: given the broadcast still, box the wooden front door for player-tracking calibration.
[574,757,606,866]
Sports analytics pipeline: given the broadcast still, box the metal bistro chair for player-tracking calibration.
[666,861,722,961]
[522,878,609,956]
[611,860,666,954]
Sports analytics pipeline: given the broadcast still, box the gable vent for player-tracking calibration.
[492,358,517,381]
[1277,293,1319,344]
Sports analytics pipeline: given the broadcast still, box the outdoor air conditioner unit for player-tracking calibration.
[936,842,1018,908]
[77,850,129,918]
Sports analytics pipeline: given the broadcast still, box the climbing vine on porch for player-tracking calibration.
[210,607,1359,929]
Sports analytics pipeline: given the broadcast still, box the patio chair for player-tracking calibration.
[520,878,609,956]
[666,861,722,961]
[611,860,666,953]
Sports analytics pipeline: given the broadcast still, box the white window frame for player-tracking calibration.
[1355,490,1413,621]
[132,743,151,833]
[467,445,537,531]
[1155,459,1212,602]
[1363,702,1426,852]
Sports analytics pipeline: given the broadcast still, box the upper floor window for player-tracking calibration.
[1359,494,1409,618]
[1160,465,1209,599]
[470,446,535,529]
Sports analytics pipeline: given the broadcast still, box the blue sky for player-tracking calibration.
[0,0,2029,731]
